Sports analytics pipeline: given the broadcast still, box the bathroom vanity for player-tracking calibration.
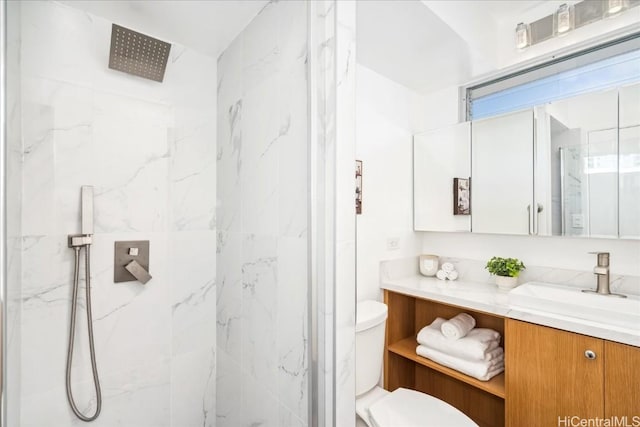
[506,319,640,426]
[382,276,640,427]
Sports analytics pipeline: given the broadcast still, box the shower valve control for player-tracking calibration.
[114,240,151,284]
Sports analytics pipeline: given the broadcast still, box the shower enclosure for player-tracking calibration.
[1,0,357,426]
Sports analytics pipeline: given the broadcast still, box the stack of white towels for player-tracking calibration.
[415,313,504,381]
[436,262,458,281]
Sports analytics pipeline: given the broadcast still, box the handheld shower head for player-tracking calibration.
[81,185,93,236]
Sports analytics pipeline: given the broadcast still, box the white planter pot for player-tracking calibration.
[495,275,518,291]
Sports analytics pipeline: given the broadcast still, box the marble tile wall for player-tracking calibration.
[6,1,23,425]
[216,1,309,426]
[15,2,216,426]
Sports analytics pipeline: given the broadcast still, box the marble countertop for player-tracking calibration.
[381,275,640,348]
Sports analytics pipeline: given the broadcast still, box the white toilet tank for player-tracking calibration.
[355,300,388,397]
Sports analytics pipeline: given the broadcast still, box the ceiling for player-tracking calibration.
[62,0,639,94]
[357,0,492,94]
[357,0,640,95]
[60,0,269,58]
[356,0,551,94]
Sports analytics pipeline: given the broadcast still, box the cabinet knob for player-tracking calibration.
[584,350,597,360]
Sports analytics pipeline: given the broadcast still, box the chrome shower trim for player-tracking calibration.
[0,1,8,425]
[67,234,93,248]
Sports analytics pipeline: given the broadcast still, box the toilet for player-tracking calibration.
[355,300,477,427]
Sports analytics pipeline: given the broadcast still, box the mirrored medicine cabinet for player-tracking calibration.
[413,82,640,239]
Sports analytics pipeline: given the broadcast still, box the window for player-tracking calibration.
[466,35,640,120]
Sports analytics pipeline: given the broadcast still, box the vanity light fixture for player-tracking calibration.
[556,3,573,34]
[515,22,529,49]
[514,0,638,49]
[607,0,625,15]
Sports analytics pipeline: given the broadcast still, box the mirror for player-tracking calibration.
[471,110,534,235]
[619,83,640,239]
[536,89,618,238]
[413,84,640,239]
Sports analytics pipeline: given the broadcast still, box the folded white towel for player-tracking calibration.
[416,345,504,381]
[436,270,447,280]
[447,270,459,281]
[417,318,501,361]
[441,262,455,273]
[441,313,476,340]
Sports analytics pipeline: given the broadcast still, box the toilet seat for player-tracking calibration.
[366,388,477,427]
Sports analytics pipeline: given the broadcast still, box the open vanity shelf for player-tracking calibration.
[384,290,506,427]
[387,337,506,398]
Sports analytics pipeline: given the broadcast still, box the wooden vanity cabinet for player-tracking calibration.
[506,319,640,427]
[384,290,506,427]
[605,340,640,419]
[384,290,639,427]
[505,319,603,426]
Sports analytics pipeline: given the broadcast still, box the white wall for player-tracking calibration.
[16,2,217,426]
[414,123,471,232]
[422,232,640,278]
[216,1,309,426]
[355,65,428,302]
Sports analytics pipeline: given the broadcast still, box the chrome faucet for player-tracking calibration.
[582,252,626,298]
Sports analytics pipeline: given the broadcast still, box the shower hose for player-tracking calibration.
[66,245,102,422]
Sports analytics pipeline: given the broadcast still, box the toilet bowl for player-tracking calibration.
[355,300,477,427]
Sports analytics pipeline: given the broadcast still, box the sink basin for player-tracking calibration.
[509,282,640,329]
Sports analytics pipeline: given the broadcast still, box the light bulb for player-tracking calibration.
[556,4,572,34]
[608,0,624,15]
[515,23,529,49]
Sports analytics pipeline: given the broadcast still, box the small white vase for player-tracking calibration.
[495,275,518,291]
[419,254,440,277]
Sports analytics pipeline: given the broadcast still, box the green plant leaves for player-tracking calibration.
[485,256,526,278]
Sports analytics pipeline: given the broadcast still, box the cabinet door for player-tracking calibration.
[605,341,640,418]
[471,110,534,235]
[506,320,604,426]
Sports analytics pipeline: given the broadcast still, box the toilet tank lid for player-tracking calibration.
[356,300,388,332]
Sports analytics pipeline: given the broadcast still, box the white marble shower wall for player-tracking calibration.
[16,2,216,426]
[6,1,23,425]
[216,1,309,426]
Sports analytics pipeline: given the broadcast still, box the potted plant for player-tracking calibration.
[485,256,526,290]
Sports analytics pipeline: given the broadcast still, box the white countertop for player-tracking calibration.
[381,275,640,348]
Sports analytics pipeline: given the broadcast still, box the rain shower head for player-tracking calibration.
[108,24,171,82]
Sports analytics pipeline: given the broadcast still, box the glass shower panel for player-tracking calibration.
[5,1,220,425]
[585,129,618,238]
[560,144,589,236]
[3,0,24,425]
